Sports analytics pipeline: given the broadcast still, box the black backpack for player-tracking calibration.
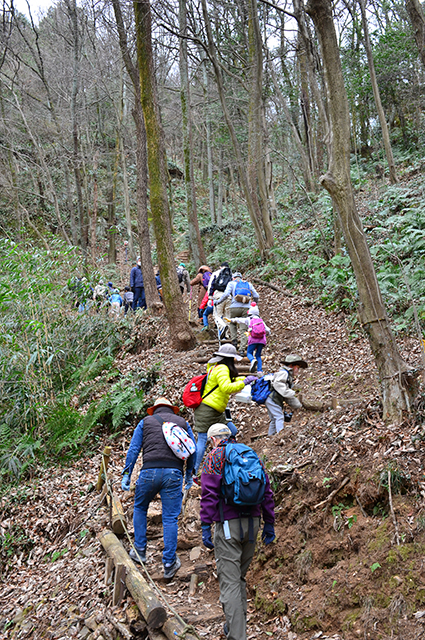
[215,266,232,292]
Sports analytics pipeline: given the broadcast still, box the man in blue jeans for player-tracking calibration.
[121,397,195,579]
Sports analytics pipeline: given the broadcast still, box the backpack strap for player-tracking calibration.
[201,364,219,401]
[153,415,164,426]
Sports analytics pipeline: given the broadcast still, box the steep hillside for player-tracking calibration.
[1,283,425,640]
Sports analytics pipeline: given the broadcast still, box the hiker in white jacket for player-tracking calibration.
[265,354,307,435]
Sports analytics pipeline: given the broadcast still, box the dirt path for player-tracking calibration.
[1,284,424,639]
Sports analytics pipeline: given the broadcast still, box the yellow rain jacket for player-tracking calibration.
[201,363,245,413]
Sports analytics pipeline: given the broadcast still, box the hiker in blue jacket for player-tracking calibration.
[130,258,146,311]
[215,272,259,355]
[121,397,195,579]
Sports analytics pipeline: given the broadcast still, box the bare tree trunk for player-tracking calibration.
[134,0,195,350]
[306,0,417,422]
[358,0,397,184]
[179,0,206,268]
[200,52,215,224]
[268,58,316,193]
[217,148,223,226]
[90,151,98,266]
[66,0,87,253]
[406,0,425,68]
[111,0,160,309]
[246,0,274,248]
[120,133,136,261]
[200,0,268,256]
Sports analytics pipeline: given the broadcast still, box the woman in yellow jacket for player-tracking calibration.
[193,343,257,475]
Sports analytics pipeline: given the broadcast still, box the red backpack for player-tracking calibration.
[182,368,218,409]
[249,318,266,341]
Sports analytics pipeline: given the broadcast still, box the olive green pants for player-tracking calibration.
[214,517,260,640]
[228,307,249,353]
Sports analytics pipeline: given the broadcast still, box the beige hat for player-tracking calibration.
[283,354,308,369]
[207,423,232,440]
[147,397,179,415]
[209,343,243,363]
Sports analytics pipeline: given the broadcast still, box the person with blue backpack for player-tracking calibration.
[252,354,307,435]
[200,424,275,640]
[121,397,195,579]
[214,272,259,355]
[228,302,270,374]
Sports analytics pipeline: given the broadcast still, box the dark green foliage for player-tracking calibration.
[0,239,158,483]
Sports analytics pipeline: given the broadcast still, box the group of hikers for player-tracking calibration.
[120,260,308,640]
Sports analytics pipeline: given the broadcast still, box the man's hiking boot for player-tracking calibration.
[192,475,201,487]
[129,547,146,564]
[164,555,181,579]
[249,358,258,373]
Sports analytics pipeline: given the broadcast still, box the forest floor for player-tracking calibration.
[2,277,425,640]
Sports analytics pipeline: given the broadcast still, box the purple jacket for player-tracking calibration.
[200,439,275,525]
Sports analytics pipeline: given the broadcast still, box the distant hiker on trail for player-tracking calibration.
[155,270,162,301]
[123,286,134,315]
[130,257,146,311]
[93,279,108,311]
[192,343,256,478]
[228,302,270,374]
[121,397,195,579]
[264,354,307,435]
[200,424,275,640]
[176,263,191,299]
[190,265,212,322]
[207,262,233,337]
[215,272,259,356]
[109,288,123,318]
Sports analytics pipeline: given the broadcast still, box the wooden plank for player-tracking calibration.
[98,530,167,628]
[96,446,112,492]
[112,563,126,606]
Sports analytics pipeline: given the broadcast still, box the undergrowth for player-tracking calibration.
[0,239,159,486]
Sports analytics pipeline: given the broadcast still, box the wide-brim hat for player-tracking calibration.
[207,423,231,440]
[232,272,242,279]
[199,265,211,273]
[147,397,180,415]
[283,354,308,369]
[209,343,243,363]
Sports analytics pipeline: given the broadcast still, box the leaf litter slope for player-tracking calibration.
[1,285,425,640]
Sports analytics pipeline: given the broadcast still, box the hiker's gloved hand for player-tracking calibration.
[121,473,131,491]
[201,524,214,549]
[244,376,257,385]
[262,522,275,545]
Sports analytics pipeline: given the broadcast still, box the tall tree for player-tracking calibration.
[200,0,273,256]
[111,0,159,309]
[405,0,425,68]
[179,0,206,268]
[133,0,195,350]
[306,0,418,422]
[358,0,397,184]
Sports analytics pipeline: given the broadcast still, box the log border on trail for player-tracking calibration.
[251,276,294,296]
[98,530,167,628]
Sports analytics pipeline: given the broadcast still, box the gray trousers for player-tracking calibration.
[214,517,260,640]
[228,307,249,352]
[265,393,302,435]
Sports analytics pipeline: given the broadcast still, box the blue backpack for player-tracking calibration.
[222,443,266,507]
[251,378,271,405]
[234,280,251,303]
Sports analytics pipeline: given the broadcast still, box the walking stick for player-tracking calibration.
[188,288,192,322]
